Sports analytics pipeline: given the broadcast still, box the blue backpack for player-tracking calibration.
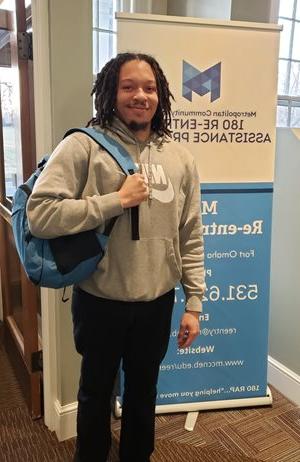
[11,127,137,289]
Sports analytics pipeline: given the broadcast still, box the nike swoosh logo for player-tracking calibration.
[152,180,174,203]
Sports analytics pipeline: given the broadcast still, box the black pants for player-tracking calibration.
[72,287,175,462]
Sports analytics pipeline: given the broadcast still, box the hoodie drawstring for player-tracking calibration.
[147,143,153,204]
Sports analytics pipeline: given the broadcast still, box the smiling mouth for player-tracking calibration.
[129,106,148,110]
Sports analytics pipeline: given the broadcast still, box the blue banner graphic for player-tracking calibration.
[156,183,273,405]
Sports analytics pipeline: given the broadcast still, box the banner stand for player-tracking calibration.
[114,386,272,431]
[116,12,281,421]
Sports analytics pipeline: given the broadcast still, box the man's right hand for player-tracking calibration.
[118,173,149,208]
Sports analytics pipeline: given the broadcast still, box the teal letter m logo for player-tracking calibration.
[182,61,221,102]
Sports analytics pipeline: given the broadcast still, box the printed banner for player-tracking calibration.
[157,182,273,404]
[117,13,280,406]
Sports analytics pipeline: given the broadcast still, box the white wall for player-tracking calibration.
[32,0,93,413]
[231,0,279,23]
[49,0,93,405]
[269,129,300,376]
[166,0,279,23]
[122,0,167,14]
[167,0,232,19]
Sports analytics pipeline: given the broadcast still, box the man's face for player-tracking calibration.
[115,59,159,138]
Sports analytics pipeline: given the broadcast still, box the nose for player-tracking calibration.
[133,87,147,102]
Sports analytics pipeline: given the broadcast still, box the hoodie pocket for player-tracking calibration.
[88,235,182,301]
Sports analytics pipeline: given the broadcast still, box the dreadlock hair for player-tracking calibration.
[88,52,175,137]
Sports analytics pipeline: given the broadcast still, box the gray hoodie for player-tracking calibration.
[27,118,205,312]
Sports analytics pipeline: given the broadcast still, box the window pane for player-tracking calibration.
[278,59,289,95]
[279,0,295,18]
[93,31,116,75]
[0,63,22,198]
[289,61,300,96]
[276,104,289,127]
[1,82,17,197]
[0,0,30,12]
[0,0,14,10]
[291,103,300,127]
[93,30,99,75]
[296,0,300,19]
[93,0,116,31]
[0,30,11,67]
[292,21,300,60]
[279,19,292,59]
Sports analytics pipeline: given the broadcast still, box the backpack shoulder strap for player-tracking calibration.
[64,127,138,175]
[64,127,140,240]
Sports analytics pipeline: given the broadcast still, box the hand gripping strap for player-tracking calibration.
[64,127,140,240]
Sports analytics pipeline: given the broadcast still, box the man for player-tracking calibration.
[27,53,205,462]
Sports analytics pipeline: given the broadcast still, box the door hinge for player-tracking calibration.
[31,350,43,372]
[18,31,33,60]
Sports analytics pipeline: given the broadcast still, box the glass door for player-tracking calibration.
[0,0,41,419]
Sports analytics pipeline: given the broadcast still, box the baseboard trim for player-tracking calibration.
[53,399,77,442]
[268,355,300,406]
[52,356,300,442]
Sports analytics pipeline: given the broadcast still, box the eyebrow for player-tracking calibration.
[119,78,156,84]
